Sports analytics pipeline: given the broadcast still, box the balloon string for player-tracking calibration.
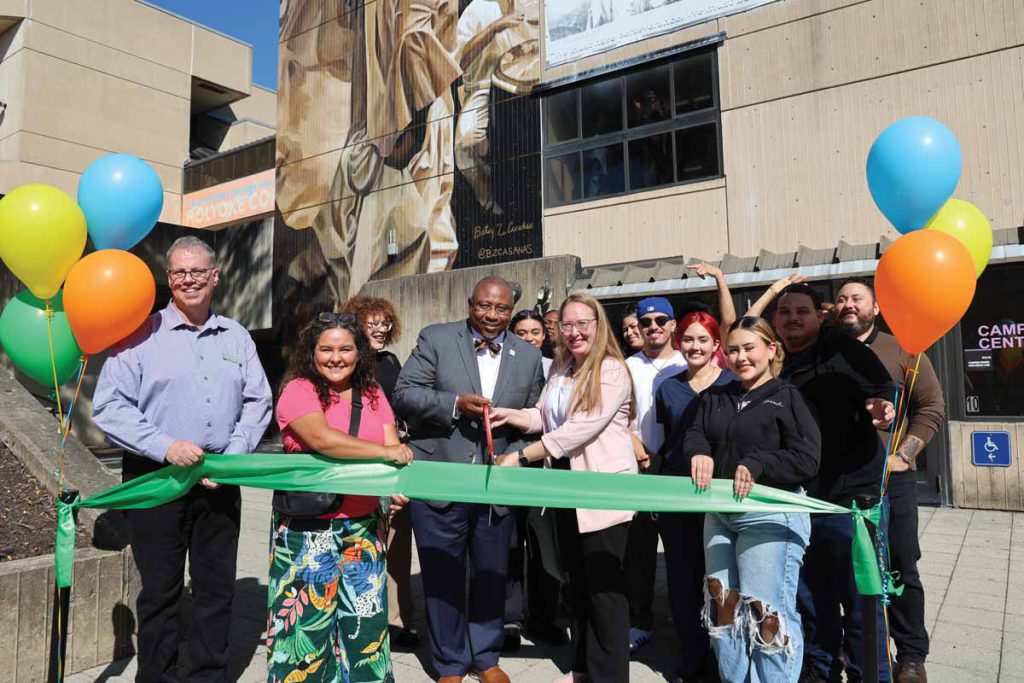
[882,354,923,494]
[879,387,901,497]
[60,356,89,450]
[44,300,66,430]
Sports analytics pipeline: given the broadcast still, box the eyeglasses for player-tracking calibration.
[365,319,393,332]
[639,315,671,329]
[559,319,597,334]
[167,268,213,281]
[318,312,358,325]
[471,301,513,315]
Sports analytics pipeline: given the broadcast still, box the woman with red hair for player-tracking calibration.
[655,290,737,682]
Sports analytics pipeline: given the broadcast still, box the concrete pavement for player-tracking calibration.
[69,491,1019,682]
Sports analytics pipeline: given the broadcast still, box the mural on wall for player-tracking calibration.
[274,0,543,341]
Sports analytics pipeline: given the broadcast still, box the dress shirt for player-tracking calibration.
[93,303,273,463]
[471,328,505,400]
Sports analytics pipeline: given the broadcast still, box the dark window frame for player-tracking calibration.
[541,47,724,208]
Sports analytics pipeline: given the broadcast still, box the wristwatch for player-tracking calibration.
[517,449,530,468]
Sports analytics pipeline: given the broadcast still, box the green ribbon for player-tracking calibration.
[55,454,885,595]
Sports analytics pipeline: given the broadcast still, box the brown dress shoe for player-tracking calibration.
[473,666,511,683]
[437,677,465,683]
[895,662,928,683]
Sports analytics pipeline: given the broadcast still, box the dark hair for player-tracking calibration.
[778,283,823,310]
[288,314,379,410]
[341,295,402,345]
[836,277,875,301]
[623,303,639,319]
[510,309,554,357]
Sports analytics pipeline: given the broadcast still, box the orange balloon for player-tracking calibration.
[63,250,155,354]
[875,231,976,354]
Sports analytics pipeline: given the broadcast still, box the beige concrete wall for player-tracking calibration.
[540,0,1024,264]
[0,0,264,225]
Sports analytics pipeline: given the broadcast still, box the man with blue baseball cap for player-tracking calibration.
[624,296,687,654]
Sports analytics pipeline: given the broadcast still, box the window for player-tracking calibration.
[958,263,1024,418]
[542,48,722,207]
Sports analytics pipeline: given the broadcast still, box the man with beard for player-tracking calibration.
[751,282,896,683]
[835,278,945,683]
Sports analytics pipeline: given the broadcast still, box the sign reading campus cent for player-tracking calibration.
[181,169,275,229]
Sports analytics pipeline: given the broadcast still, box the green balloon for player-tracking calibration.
[0,289,82,386]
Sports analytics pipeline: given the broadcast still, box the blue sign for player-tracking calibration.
[971,431,1012,467]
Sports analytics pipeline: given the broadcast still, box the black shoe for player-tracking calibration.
[502,624,522,653]
[895,662,927,683]
[390,625,420,649]
[525,621,568,646]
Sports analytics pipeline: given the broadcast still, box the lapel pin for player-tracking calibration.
[509,349,516,356]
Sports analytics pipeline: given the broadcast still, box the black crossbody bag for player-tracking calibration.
[272,392,362,518]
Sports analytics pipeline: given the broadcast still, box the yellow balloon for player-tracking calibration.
[0,184,87,299]
[924,198,993,278]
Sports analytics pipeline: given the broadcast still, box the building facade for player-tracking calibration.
[280,0,1024,510]
[0,0,277,446]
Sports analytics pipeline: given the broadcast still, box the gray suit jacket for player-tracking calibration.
[393,321,545,508]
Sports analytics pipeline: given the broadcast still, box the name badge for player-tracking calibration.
[223,353,242,365]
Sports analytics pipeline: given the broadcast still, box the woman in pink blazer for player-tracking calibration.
[492,293,637,683]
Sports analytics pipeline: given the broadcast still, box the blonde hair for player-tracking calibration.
[556,294,636,421]
[727,316,785,377]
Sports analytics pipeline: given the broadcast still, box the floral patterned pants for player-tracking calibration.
[266,512,394,683]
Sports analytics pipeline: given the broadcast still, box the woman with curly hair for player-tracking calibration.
[267,313,413,683]
[341,295,421,649]
[342,295,404,402]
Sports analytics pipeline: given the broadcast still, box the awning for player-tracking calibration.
[573,228,1023,299]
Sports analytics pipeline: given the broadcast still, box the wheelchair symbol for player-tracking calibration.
[984,436,1000,462]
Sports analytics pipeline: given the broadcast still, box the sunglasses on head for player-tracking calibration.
[638,315,671,329]
[317,312,358,325]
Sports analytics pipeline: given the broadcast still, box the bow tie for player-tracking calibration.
[474,338,502,357]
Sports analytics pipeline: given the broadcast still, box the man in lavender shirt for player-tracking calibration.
[93,236,272,683]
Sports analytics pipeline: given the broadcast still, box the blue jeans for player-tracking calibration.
[800,512,891,682]
[704,511,811,683]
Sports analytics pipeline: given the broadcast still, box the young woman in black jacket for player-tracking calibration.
[683,317,821,683]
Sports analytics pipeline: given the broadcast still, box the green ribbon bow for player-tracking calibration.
[55,454,886,594]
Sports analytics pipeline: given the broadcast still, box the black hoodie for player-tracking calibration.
[683,378,821,490]
[781,326,895,504]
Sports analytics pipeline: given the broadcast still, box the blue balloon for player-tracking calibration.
[866,116,962,234]
[77,154,164,250]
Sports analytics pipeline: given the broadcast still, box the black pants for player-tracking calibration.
[123,454,241,683]
[624,510,659,631]
[886,471,928,663]
[558,510,630,683]
[505,506,563,628]
[659,512,711,678]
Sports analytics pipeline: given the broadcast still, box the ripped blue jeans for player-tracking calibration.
[703,511,811,683]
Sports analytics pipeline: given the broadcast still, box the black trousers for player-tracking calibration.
[123,454,241,683]
[505,506,564,628]
[886,471,928,663]
[624,510,659,631]
[558,510,630,683]
[659,512,712,678]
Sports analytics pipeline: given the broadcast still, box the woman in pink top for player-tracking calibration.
[491,294,637,683]
[267,313,413,683]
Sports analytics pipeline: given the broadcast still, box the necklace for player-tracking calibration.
[644,352,678,375]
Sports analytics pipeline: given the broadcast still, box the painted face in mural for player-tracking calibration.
[774,292,823,353]
[468,280,515,340]
[167,247,219,317]
[835,282,879,339]
[513,318,545,349]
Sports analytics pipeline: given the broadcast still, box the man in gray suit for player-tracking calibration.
[393,276,545,683]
